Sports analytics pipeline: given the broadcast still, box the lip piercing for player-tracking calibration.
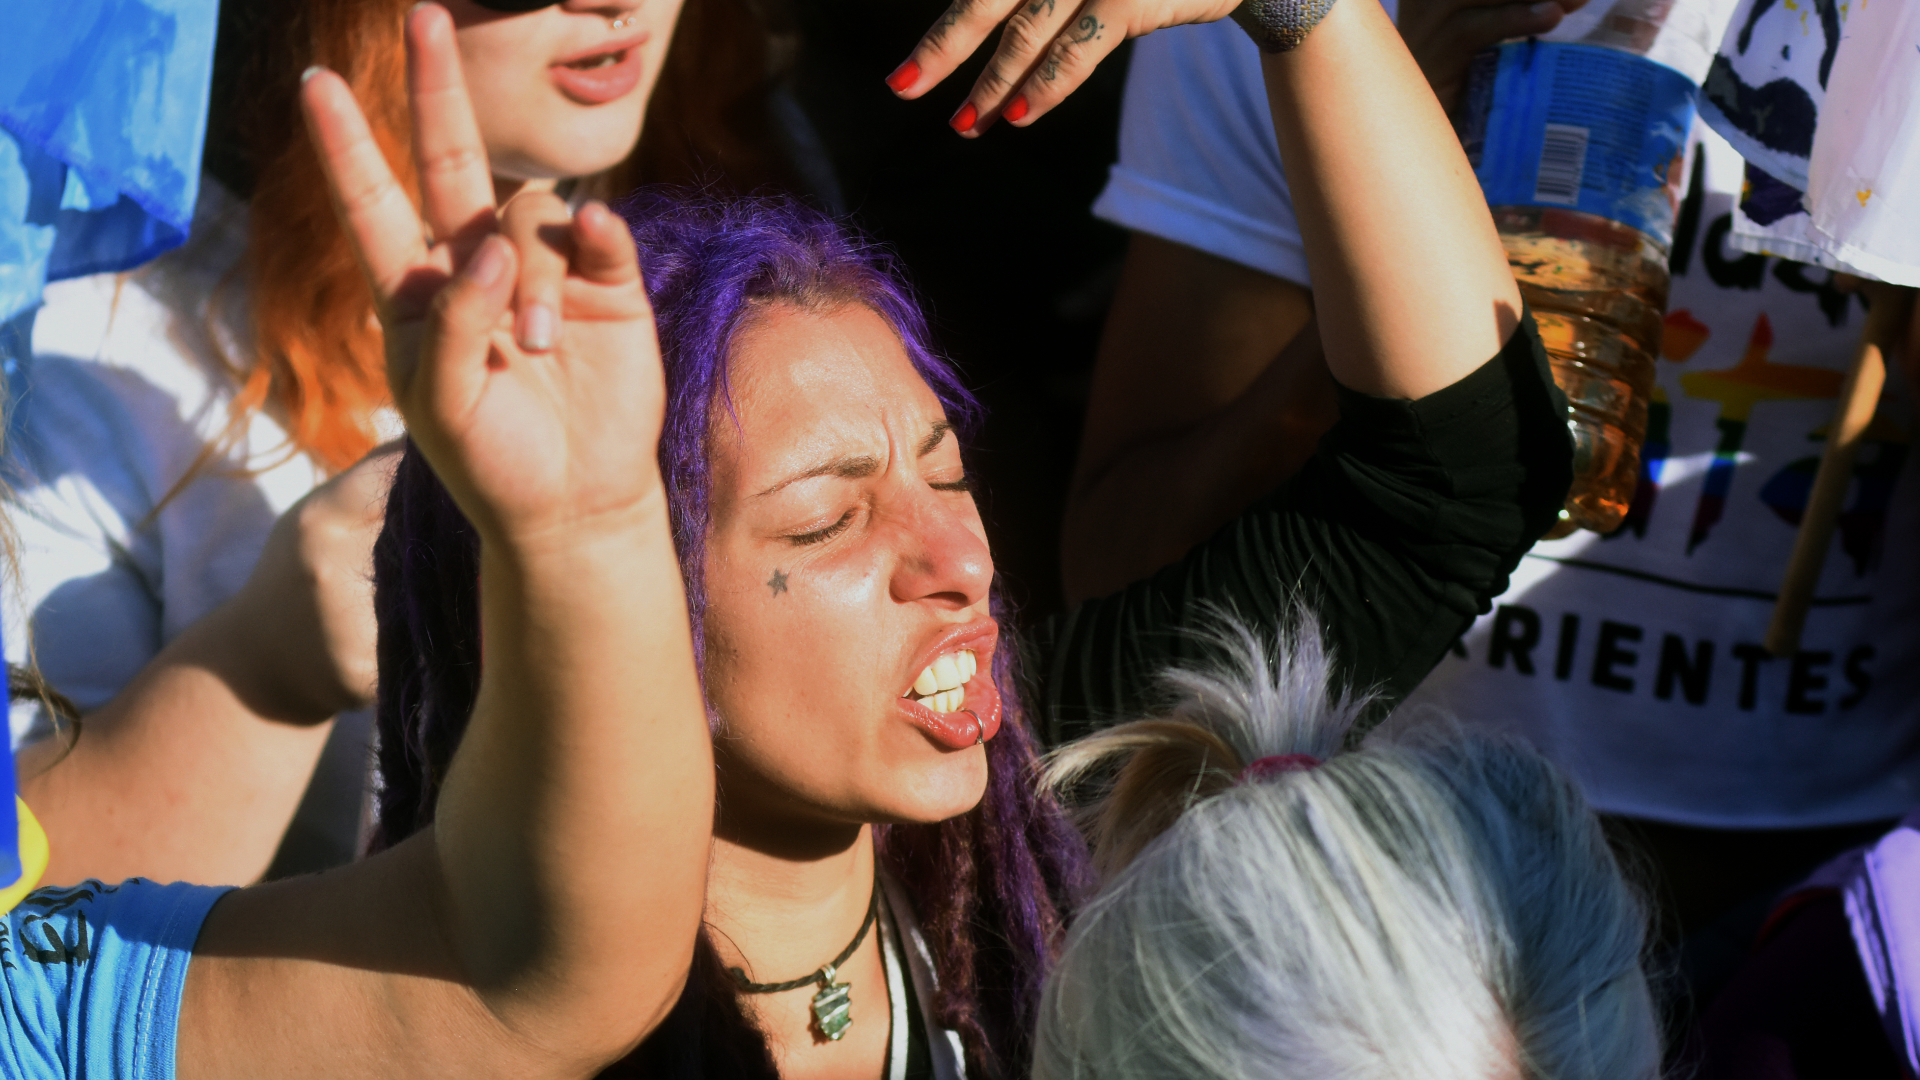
[609,15,634,29]
[959,708,983,745]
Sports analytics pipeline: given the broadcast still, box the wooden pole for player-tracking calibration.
[1765,285,1914,656]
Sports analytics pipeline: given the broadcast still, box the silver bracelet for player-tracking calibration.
[1229,0,1339,52]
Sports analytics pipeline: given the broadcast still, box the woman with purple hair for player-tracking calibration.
[366,0,1565,1074]
[0,0,1556,1071]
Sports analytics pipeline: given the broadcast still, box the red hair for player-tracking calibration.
[223,0,798,474]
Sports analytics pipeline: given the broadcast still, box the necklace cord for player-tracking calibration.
[727,880,880,994]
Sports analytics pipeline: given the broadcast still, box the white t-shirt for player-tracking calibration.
[1093,19,1920,828]
[5,178,388,866]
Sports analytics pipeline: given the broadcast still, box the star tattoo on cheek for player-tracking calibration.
[767,569,789,596]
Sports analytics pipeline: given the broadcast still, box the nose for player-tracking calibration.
[886,487,994,611]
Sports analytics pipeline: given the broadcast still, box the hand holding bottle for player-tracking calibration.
[1396,0,1585,112]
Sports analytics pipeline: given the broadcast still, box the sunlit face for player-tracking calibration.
[702,303,1002,830]
[445,0,679,181]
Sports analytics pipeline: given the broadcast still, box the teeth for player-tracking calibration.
[908,649,977,704]
[924,687,966,713]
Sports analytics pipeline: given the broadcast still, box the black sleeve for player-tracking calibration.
[1022,313,1571,746]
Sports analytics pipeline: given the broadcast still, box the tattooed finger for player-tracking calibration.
[999,0,1128,127]
[946,0,1091,135]
[886,0,1028,99]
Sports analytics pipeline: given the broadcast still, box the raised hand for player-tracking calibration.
[886,0,1240,134]
[887,0,1585,133]
[300,3,665,553]
[226,441,401,722]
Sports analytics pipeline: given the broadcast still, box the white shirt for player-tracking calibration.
[6,178,331,744]
[1092,19,1920,828]
[5,178,392,868]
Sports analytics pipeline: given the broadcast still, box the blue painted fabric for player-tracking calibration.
[0,594,16,888]
[0,879,229,1079]
[0,0,219,327]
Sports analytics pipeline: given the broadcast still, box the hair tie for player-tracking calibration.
[1237,753,1321,784]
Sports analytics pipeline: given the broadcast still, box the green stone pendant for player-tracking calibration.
[810,964,854,1041]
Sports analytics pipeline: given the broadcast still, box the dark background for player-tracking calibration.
[783,0,1133,621]
[207,0,1132,621]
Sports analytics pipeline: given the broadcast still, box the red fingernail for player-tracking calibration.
[1004,95,1029,122]
[886,59,920,93]
[949,101,977,133]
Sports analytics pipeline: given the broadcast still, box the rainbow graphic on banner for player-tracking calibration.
[1678,314,1843,552]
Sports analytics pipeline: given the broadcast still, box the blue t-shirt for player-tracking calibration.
[0,878,229,1079]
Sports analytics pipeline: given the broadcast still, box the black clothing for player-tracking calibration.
[893,912,936,1080]
[1683,890,1906,1080]
[616,313,1571,1078]
[606,938,782,1080]
[1029,313,1569,743]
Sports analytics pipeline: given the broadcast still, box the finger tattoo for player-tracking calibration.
[930,0,966,43]
[1067,14,1104,42]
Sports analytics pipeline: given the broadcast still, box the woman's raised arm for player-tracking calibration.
[176,7,711,1077]
[893,0,1521,400]
[1249,0,1520,398]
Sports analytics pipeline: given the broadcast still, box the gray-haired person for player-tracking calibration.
[1035,619,1659,1080]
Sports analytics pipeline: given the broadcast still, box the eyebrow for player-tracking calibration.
[753,421,954,499]
[917,421,954,458]
[753,454,880,498]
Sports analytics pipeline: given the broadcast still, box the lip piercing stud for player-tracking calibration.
[610,15,634,29]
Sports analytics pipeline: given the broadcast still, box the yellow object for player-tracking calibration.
[0,798,49,914]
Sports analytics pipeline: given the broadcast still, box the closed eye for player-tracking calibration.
[788,510,854,546]
[929,476,972,493]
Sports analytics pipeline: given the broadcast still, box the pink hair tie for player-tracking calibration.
[1237,753,1321,784]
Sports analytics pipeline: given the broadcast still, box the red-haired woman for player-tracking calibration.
[8,0,785,890]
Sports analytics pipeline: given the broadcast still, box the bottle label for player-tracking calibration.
[1460,41,1697,248]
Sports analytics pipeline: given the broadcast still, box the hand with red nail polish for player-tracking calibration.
[886,59,920,92]
[885,0,1238,132]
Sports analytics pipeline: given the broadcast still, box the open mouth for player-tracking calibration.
[563,49,626,71]
[903,649,977,714]
[548,34,648,105]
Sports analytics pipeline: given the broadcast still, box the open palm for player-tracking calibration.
[301,4,664,550]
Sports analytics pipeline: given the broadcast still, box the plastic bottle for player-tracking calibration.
[1458,0,1731,535]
